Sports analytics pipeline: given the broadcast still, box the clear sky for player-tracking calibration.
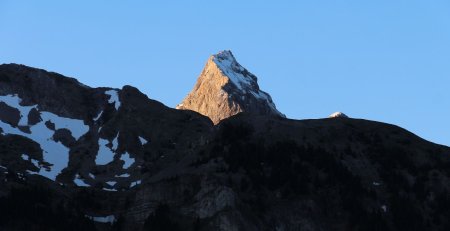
[1,1,449,146]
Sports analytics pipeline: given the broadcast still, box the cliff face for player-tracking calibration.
[177,50,284,124]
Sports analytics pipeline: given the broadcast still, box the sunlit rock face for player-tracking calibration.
[177,50,285,124]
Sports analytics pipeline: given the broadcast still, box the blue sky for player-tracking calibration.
[1,1,449,146]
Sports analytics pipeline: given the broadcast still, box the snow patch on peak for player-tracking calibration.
[214,50,234,59]
[211,51,281,113]
[212,50,254,91]
[329,112,349,118]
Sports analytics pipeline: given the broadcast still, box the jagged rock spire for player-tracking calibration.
[177,50,285,124]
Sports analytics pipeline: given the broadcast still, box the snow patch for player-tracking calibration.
[21,153,41,170]
[130,180,141,187]
[115,173,130,178]
[373,182,382,186]
[40,111,88,140]
[106,181,117,187]
[212,50,252,91]
[329,112,349,118]
[111,133,119,151]
[89,173,96,179]
[30,159,40,169]
[0,119,71,180]
[21,154,29,161]
[105,90,121,110]
[139,136,148,145]
[95,138,116,165]
[120,152,135,169]
[0,94,89,140]
[86,215,116,224]
[0,94,36,126]
[74,174,90,187]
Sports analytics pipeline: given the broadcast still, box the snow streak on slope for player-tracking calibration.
[94,110,103,121]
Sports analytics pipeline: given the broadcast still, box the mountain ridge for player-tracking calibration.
[1,61,450,231]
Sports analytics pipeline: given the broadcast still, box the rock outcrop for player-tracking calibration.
[177,50,284,124]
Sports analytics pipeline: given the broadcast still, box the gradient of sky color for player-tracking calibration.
[1,1,449,146]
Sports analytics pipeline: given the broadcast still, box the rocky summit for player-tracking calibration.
[177,50,285,124]
[1,57,450,231]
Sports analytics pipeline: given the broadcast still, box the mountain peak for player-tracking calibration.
[213,50,234,60]
[210,50,257,91]
[177,51,285,124]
